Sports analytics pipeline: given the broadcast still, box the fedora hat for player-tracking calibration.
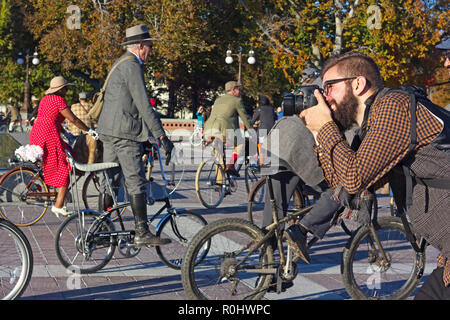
[121,24,156,46]
[436,38,450,50]
[45,76,73,95]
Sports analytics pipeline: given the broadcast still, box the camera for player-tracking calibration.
[282,85,322,116]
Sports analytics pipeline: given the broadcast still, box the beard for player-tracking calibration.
[329,85,358,131]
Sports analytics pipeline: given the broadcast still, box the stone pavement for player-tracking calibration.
[0,135,437,301]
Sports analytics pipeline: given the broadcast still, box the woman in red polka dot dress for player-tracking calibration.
[30,76,98,217]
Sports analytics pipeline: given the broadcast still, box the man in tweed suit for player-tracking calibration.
[204,81,253,176]
[97,24,174,248]
[301,51,450,299]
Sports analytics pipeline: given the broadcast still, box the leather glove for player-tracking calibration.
[87,128,99,140]
[160,135,174,165]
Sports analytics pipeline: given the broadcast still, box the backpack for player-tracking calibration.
[376,86,450,208]
[88,55,135,121]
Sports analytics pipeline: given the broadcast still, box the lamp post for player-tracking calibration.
[17,49,40,116]
[225,46,255,85]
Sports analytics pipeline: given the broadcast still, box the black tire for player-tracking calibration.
[341,216,425,300]
[0,167,49,226]
[244,163,262,194]
[55,210,116,274]
[81,172,128,221]
[195,159,225,209]
[156,210,209,270]
[247,177,306,227]
[181,218,274,300]
[0,218,33,299]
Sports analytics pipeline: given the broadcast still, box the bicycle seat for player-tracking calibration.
[74,161,120,173]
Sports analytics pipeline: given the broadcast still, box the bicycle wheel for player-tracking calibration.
[190,129,203,147]
[247,177,306,227]
[341,216,425,300]
[195,158,225,209]
[155,210,209,269]
[244,163,262,194]
[0,167,49,226]
[0,218,33,299]
[55,209,116,274]
[164,158,185,196]
[81,172,128,221]
[181,218,274,300]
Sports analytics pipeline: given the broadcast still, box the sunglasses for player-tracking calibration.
[443,50,450,61]
[323,77,357,95]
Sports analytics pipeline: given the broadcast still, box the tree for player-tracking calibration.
[0,0,53,105]
[245,0,449,90]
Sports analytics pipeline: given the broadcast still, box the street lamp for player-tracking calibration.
[17,48,40,115]
[225,46,255,85]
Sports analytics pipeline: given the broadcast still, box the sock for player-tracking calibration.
[229,152,238,164]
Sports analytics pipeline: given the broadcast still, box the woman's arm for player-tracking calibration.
[60,107,90,132]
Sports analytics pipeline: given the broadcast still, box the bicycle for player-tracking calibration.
[195,138,262,209]
[0,218,33,299]
[181,173,426,300]
[189,124,204,147]
[0,157,83,226]
[54,145,209,273]
[0,149,128,226]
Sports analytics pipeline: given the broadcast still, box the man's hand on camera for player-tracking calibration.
[160,135,174,165]
[299,89,333,134]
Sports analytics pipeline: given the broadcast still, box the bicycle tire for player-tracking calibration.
[195,159,225,209]
[189,129,203,147]
[0,167,49,226]
[55,209,116,274]
[155,210,209,269]
[247,177,306,227]
[244,163,262,194]
[0,218,33,299]
[181,218,274,300]
[341,216,425,300]
[81,172,128,221]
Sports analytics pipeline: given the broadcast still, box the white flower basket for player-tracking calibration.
[14,144,44,163]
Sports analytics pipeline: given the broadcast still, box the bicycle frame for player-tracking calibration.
[223,175,314,280]
[66,141,183,250]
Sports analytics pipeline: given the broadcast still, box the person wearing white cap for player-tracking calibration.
[96,24,173,247]
[29,76,99,217]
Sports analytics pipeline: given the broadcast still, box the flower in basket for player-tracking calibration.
[14,144,44,163]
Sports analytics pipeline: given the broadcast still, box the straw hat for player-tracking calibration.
[121,24,156,46]
[45,76,73,95]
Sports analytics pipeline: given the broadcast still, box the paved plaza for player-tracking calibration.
[0,134,437,301]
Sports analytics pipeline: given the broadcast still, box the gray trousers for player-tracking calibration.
[262,170,342,240]
[99,134,146,196]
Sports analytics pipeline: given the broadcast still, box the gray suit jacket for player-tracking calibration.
[97,51,165,142]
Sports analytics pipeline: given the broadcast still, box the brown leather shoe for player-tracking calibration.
[284,225,311,264]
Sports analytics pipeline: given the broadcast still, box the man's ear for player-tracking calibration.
[353,76,368,96]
